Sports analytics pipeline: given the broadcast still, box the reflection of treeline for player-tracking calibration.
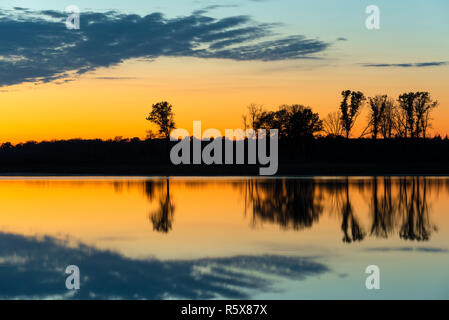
[242,179,323,230]
[242,177,438,242]
[117,177,440,241]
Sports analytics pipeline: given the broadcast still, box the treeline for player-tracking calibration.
[0,91,447,174]
[242,90,440,140]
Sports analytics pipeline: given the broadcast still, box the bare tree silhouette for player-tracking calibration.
[242,103,264,130]
[323,111,343,137]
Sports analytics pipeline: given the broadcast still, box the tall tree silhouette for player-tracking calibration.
[397,92,438,138]
[414,92,438,138]
[367,95,388,139]
[146,101,176,140]
[378,97,396,139]
[339,90,365,138]
[397,92,416,138]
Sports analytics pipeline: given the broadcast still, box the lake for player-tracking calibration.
[0,176,447,299]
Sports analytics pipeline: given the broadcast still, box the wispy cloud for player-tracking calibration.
[0,8,331,87]
[362,61,448,68]
[193,4,240,15]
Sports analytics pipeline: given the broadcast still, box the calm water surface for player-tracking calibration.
[0,176,448,299]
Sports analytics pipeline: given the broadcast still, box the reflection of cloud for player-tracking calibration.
[0,232,329,299]
[365,247,448,253]
[0,8,330,87]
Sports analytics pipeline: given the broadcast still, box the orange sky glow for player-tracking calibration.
[1,57,448,144]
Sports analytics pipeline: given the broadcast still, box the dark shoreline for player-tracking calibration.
[1,138,449,176]
[1,162,449,177]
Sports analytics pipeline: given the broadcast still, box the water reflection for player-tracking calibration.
[0,232,328,299]
[242,177,438,242]
[242,178,323,230]
[339,178,366,243]
[146,179,175,233]
[0,176,446,299]
[142,177,440,242]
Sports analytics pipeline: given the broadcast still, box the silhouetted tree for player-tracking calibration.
[339,90,366,138]
[379,97,396,139]
[254,104,322,140]
[397,92,438,138]
[368,95,388,139]
[397,93,416,138]
[146,101,176,140]
[242,103,264,130]
[287,105,323,140]
[414,92,438,138]
[323,112,343,137]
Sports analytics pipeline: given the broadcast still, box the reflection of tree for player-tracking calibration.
[149,178,175,233]
[398,177,436,241]
[244,179,323,230]
[339,178,365,243]
[369,177,397,238]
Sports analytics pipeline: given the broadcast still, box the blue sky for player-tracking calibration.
[1,0,447,88]
[2,0,448,66]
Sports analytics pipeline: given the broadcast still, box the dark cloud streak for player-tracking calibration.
[362,61,448,68]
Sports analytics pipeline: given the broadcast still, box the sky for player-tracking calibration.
[0,0,448,143]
